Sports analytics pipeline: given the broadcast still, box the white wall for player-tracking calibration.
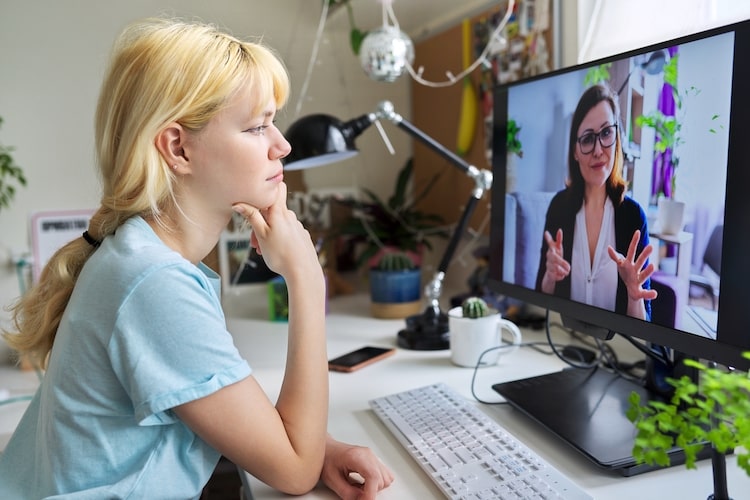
[577,0,750,63]
[0,0,414,253]
[0,0,415,361]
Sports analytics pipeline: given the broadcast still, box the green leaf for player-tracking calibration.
[350,29,367,56]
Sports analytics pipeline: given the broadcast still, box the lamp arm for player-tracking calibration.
[374,100,493,310]
[422,194,481,314]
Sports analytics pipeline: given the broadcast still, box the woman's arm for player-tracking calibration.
[176,183,329,495]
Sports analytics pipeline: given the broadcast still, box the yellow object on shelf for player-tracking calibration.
[456,18,477,157]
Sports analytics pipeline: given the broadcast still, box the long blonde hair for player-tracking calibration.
[3,18,290,368]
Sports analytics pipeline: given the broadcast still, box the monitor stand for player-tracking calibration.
[491,367,712,476]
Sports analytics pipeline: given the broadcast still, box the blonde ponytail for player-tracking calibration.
[2,207,126,369]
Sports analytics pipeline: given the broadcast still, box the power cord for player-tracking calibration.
[468,309,664,404]
[469,340,567,405]
[543,310,600,370]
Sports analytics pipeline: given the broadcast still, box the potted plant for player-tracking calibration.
[448,297,522,367]
[634,53,720,234]
[369,251,421,319]
[627,354,750,500]
[506,119,523,159]
[505,118,523,193]
[0,116,26,212]
[329,157,449,271]
[635,54,687,234]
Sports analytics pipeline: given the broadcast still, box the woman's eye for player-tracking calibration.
[246,125,270,135]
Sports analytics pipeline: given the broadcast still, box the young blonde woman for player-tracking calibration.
[0,18,393,499]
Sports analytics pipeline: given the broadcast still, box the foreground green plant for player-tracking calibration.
[626,354,750,475]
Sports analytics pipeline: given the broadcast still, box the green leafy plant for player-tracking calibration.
[627,354,750,480]
[461,296,490,319]
[0,116,26,212]
[330,158,449,269]
[583,62,612,87]
[506,119,523,158]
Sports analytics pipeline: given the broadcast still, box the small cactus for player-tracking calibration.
[462,297,490,319]
[376,251,416,271]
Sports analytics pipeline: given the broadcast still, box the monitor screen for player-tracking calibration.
[488,19,750,371]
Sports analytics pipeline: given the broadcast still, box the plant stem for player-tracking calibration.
[708,360,732,500]
[709,446,731,500]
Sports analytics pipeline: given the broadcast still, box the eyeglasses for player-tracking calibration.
[577,124,618,154]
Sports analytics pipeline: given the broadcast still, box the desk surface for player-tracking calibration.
[2,292,748,499]
[230,293,749,500]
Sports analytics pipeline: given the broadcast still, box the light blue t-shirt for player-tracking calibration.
[0,216,251,499]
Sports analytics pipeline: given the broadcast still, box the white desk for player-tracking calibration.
[229,293,750,500]
[2,293,748,499]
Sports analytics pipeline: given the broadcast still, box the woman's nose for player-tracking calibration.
[273,131,292,161]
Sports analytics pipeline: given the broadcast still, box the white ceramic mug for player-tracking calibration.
[448,306,522,368]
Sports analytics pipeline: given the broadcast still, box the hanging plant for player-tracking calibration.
[326,0,368,55]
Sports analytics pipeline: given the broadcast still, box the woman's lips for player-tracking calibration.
[268,170,284,182]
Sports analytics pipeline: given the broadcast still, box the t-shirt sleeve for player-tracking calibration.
[108,262,251,425]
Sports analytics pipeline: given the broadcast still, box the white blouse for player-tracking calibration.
[570,198,618,311]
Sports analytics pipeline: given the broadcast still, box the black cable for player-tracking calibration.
[544,310,600,370]
[594,337,643,383]
[469,341,564,405]
[617,332,672,367]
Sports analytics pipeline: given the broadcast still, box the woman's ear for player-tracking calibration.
[155,123,188,170]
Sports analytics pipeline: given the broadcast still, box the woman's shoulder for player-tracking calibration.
[548,188,579,213]
[83,217,209,292]
[619,196,647,218]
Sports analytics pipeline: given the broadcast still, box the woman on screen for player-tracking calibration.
[535,83,657,320]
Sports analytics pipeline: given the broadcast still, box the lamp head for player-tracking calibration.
[642,49,669,75]
[283,113,375,171]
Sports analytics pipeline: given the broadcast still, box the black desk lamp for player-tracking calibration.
[284,101,493,350]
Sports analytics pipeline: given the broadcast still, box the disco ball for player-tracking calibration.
[359,26,414,82]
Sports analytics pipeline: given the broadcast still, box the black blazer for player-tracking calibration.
[534,190,652,319]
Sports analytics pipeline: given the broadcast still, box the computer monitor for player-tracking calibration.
[487,19,750,474]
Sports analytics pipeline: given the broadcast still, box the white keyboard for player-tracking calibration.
[369,383,592,500]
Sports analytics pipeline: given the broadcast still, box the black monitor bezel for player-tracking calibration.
[488,19,750,370]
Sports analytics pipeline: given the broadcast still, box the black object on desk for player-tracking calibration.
[492,368,712,477]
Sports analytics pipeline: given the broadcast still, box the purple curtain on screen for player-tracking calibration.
[651,46,679,199]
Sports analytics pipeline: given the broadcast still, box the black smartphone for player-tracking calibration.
[328,346,396,372]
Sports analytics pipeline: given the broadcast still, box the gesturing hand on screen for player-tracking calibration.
[541,228,571,294]
[607,229,658,302]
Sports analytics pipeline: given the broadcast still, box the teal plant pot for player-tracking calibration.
[369,268,422,319]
